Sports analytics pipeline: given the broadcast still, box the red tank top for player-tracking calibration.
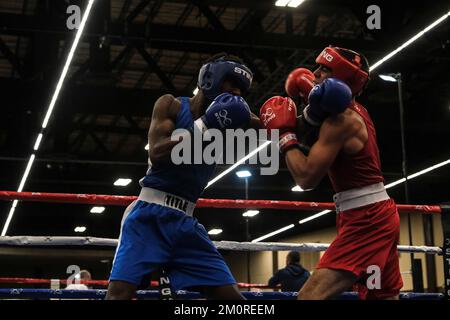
[328,102,384,193]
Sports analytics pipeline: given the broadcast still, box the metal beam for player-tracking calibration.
[69,59,91,83]
[143,0,163,28]
[110,43,135,78]
[134,42,176,91]
[70,115,97,155]
[191,0,226,31]
[118,0,133,22]
[113,116,147,154]
[89,130,110,156]
[9,0,28,78]
[126,0,151,23]
[0,13,382,53]
[0,37,25,78]
[176,3,195,25]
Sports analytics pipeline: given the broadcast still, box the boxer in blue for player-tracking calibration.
[106,53,258,299]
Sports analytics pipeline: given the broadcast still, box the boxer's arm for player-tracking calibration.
[284,115,361,190]
[148,95,181,165]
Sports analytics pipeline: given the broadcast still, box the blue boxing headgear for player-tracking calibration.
[197,57,253,100]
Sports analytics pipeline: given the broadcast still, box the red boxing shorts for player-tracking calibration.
[317,198,403,299]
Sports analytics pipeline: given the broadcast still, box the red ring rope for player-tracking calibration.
[0,277,274,289]
[0,191,442,214]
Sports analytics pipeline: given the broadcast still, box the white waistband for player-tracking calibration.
[333,182,389,213]
[138,187,196,216]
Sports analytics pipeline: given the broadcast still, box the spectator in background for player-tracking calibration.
[66,269,92,290]
[268,251,310,292]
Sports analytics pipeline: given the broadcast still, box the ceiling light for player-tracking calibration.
[406,159,450,180]
[1,0,96,236]
[208,228,223,235]
[42,0,96,129]
[33,133,43,151]
[252,224,295,242]
[243,210,259,217]
[236,170,251,178]
[370,12,450,71]
[287,0,305,8]
[1,200,18,236]
[90,206,105,214]
[299,210,332,224]
[379,74,397,82]
[74,226,86,233]
[275,0,290,6]
[275,0,305,8]
[114,178,132,186]
[17,154,35,193]
[384,178,406,189]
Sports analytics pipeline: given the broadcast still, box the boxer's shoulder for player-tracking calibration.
[153,94,182,120]
[322,109,362,134]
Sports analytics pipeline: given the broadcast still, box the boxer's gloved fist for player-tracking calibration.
[194,93,251,133]
[285,68,315,103]
[303,78,352,126]
[260,96,299,154]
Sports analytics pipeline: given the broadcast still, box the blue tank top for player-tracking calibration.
[139,97,216,202]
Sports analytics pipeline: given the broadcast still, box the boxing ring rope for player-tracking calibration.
[0,191,443,214]
[0,277,113,286]
[0,289,444,300]
[0,236,442,255]
[0,277,273,289]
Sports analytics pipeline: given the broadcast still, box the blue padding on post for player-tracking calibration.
[399,292,445,300]
[0,289,444,300]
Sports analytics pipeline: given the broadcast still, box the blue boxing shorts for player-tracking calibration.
[109,189,236,291]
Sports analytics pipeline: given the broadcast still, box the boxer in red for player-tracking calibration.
[260,46,403,300]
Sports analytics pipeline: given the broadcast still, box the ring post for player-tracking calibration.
[440,204,450,300]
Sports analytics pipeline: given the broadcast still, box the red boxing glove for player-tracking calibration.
[285,68,315,103]
[260,96,299,154]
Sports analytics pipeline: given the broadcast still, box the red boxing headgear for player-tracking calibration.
[315,46,369,95]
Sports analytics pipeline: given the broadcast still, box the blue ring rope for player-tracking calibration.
[0,289,444,300]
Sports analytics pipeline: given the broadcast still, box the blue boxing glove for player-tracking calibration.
[303,78,352,126]
[194,93,251,133]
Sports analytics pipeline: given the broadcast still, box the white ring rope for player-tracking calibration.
[0,236,442,255]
